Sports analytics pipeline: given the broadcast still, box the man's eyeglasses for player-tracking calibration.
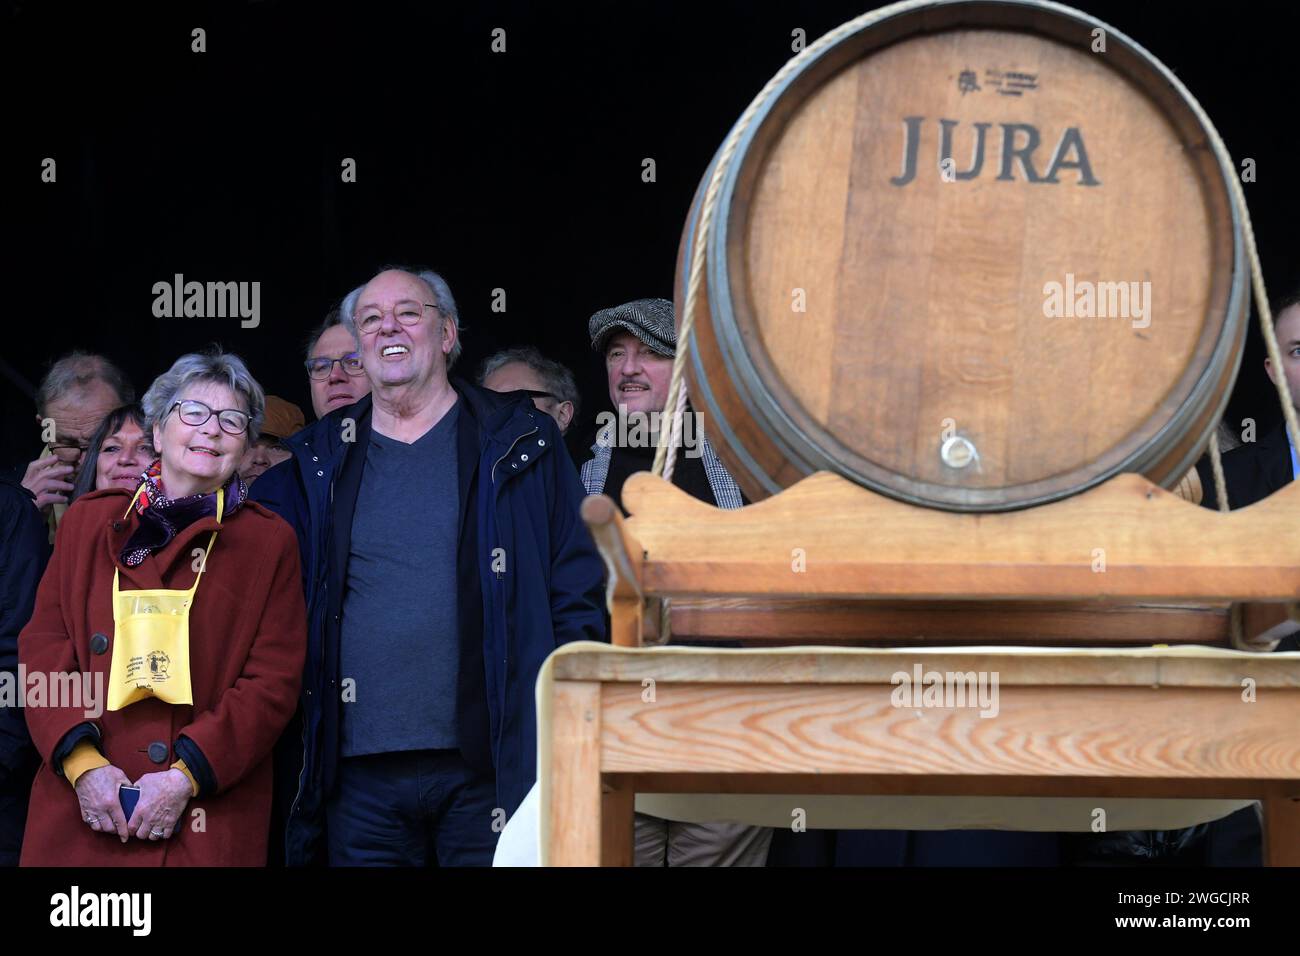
[354,300,441,335]
[167,400,250,435]
[48,439,90,460]
[305,353,365,380]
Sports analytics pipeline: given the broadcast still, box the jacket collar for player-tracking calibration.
[328,400,373,591]
[297,381,542,465]
[325,379,546,574]
[286,394,371,463]
[450,378,549,485]
[452,378,540,445]
[581,408,745,509]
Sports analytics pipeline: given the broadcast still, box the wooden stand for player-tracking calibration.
[544,471,1300,865]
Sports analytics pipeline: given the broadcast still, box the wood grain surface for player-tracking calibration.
[597,681,1300,781]
[616,470,1300,601]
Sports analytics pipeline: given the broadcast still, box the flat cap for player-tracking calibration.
[260,395,306,442]
[588,298,675,357]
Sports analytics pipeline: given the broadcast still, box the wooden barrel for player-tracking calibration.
[676,0,1247,511]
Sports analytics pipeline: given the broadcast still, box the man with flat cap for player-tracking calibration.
[581,297,770,866]
[582,297,744,513]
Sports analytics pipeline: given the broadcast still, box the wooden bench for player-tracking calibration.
[542,471,1300,865]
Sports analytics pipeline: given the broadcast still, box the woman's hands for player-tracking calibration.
[128,769,193,841]
[75,765,132,842]
[77,766,193,842]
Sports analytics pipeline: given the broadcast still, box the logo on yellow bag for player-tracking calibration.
[147,651,171,678]
[121,650,172,690]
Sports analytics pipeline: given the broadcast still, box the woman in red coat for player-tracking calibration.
[20,350,306,866]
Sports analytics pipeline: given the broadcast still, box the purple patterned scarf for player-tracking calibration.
[119,461,247,567]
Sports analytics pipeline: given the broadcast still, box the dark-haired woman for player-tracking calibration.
[69,403,155,503]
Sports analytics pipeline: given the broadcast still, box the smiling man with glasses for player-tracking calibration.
[302,308,373,419]
[250,265,605,867]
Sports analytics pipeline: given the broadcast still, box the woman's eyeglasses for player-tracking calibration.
[167,400,250,435]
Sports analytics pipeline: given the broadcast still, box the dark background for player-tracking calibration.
[2,0,1296,470]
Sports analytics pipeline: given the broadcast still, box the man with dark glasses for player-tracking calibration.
[303,305,371,419]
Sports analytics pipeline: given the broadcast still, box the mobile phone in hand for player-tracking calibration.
[119,784,141,820]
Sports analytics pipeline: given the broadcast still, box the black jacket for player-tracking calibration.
[0,477,48,783]
[1194,423,1292,512]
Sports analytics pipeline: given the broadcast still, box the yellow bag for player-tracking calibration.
[107,487,222,712]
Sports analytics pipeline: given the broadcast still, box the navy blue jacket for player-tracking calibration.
[252,381,606,865]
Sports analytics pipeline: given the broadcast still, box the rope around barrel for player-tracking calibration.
[653,0,1300,644]
[652,0,944,482]
[647,0,939,644]
[1171,8,1300,646]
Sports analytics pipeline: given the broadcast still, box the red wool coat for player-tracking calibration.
[19,488,306,866]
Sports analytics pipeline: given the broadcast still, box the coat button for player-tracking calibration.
[538,439,546,447]
[312,456,319,462]
[111,521,125,532]
[520,453,529,462]
[511,463,518,469]
[90,633,109,655]
[317,470,324,477]
[147,742,169,764]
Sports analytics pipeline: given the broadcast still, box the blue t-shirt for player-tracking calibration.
[339,402,460,757]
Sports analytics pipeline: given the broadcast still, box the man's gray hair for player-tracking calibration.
[141,349,266,443]
[479,346,581,420]
[339,266,464,369]
[36,351,134,417]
